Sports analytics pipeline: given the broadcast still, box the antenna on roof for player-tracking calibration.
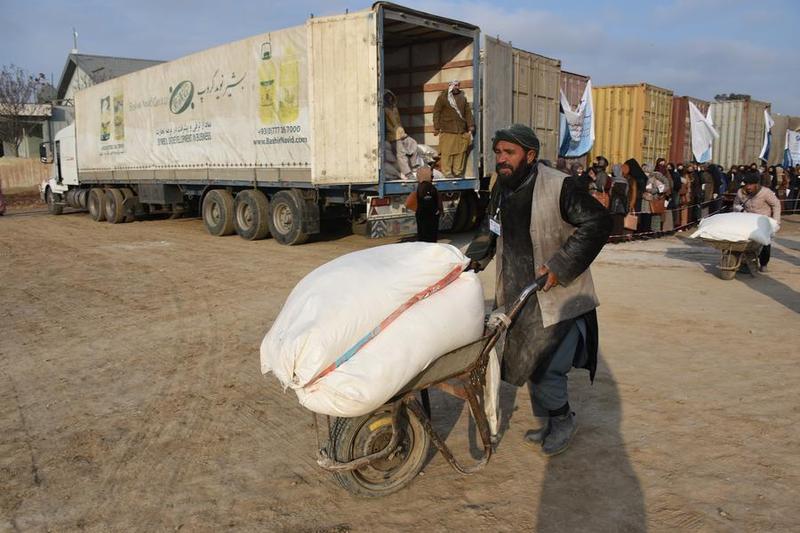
[71,27,78,54]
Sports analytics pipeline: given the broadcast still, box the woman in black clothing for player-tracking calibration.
[608,164,629,236]
[405,166,442,242]
[622,158,649,234]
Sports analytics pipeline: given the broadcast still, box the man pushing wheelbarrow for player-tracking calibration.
[466,124,612,456]
[733,172,782,273]
[260,125,611,497]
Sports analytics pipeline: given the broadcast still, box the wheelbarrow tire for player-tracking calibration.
[719,253,737,280]
[329,404,430,498]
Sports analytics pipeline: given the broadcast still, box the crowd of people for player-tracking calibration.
[560,155,799,239]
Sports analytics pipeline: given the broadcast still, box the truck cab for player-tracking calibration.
[39,124,82,214]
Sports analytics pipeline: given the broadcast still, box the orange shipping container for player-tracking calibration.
[670,96,710,164]
[591,83,673,166]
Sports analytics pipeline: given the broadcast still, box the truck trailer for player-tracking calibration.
[40,3,484,244]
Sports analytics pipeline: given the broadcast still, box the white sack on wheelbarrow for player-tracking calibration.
[295,272,485,417]
[260,242,470,391]
[690,212,778,245]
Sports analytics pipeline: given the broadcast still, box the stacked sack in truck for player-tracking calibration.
[260,243,485,417]
[690,212,779,245]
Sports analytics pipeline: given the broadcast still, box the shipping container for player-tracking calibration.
[768,114,800,166]
[709,96,771,169]
[74,8,480,187]
[559,70,589,168]
[512,48,560,163]
[669,96,709,164]
[591,83,673,167]
[481,37,560,170]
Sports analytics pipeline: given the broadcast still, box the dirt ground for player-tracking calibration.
[2,206,798,532]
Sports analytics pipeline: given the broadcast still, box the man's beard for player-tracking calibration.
[496,160,534,190]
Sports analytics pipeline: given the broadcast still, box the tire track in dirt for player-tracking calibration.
[85,266,228,529]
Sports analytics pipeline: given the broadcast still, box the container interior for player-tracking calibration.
[381,15,476,178]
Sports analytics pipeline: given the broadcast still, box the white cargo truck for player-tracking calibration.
[40,3,483,244]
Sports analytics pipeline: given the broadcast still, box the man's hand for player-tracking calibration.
[467,259,483,272]
[536,266,558,292]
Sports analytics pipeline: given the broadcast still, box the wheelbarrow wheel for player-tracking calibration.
[719,253,738,280]
[329,404,430,497]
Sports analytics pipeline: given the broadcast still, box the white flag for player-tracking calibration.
[785,129,800,167]
[689,101,718,163]
[558,80,594,157]
[759,109,774,161]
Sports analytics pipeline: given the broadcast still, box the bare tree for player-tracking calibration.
[0,64,46,156]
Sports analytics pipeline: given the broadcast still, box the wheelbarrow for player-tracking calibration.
[312,274,548,497]
[700,238,763,280]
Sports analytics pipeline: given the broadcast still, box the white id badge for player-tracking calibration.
[489,216,502,236]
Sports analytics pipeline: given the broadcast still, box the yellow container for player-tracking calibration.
[99,95,111,142]
[259,39,278,125]
[591,83,673,166]
[278,45,300,124]
[113,92,125,141]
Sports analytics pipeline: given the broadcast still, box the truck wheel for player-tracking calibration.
[268,190,309,245]
[104,188,126,224]
[120,188,137,222]
[234,190,270,240]
[88,188,107,222]
[46,188,64,215]
[329,404,430,498]
[202,189,235,236]
[77,189,90,210]
[452,191,477,233]
[462,190,479,230]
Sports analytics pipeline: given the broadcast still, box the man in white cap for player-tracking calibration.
[433,80,474,178]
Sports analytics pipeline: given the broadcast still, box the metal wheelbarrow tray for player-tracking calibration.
[700,238,763,280]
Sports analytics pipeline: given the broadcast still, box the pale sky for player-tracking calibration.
[3,0,799,114]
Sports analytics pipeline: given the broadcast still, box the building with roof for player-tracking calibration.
[55,53,164,103]
[39,53,164,150]
[1,52,162,158]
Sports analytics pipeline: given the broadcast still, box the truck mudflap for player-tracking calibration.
[365,191,460,239]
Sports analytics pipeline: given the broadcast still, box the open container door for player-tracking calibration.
[482,36,513,176]
[308,11,379,185]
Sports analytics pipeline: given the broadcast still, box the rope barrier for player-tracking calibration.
[607,199,726,241]
[607,190,800,242]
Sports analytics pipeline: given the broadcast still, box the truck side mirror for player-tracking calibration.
[40,142,53,163]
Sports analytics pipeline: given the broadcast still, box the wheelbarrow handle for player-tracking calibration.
[503,274,549,324]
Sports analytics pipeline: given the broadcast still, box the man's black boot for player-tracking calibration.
[541,411,577,457]
[523,417,551,446]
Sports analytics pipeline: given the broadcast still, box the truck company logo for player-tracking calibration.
[169,81,195,114]
[168,71,247,115]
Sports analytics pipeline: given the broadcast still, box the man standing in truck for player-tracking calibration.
[433,80,474,178]
[384,90,418,180]
[466,124,611,457]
